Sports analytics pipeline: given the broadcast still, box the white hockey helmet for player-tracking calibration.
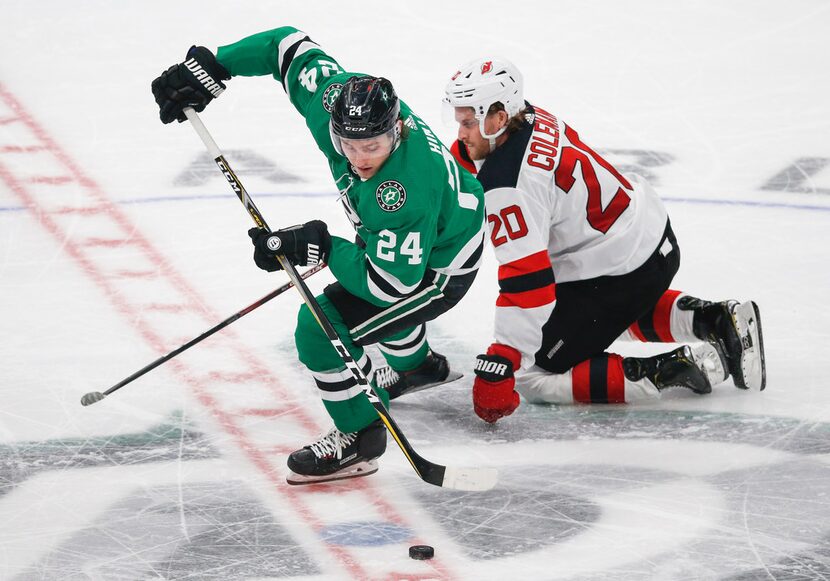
[443,57,524,145]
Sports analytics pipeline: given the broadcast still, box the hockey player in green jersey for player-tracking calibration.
[151,28,485,484]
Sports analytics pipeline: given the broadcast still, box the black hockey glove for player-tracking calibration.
[151,46,230,124]
[248,221,331,272]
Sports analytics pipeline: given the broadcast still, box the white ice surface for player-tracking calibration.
[1,1,830,580]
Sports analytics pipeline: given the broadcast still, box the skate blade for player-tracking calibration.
[286,459,378,485]
[732,301,766,391]
[389,371,464,400]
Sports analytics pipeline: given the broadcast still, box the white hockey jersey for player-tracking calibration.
[452,105,668,370]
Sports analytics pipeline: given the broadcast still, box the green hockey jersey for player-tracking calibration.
[216,27,485,306]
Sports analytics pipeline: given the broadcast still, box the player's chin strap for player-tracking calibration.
[478,118,508,153]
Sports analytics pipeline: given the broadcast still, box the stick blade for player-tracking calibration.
[440,466,499,491]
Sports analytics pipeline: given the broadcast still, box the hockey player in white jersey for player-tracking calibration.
[444,58,766,423]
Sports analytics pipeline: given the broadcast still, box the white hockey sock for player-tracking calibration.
[621,290,697,343]
[515,355,660,405]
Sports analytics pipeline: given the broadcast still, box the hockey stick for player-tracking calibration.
[184,107,497,491]
[80,263,326,406]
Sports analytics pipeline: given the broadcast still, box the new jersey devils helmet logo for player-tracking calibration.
[481,61,493,74]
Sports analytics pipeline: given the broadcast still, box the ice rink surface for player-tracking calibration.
[2,1,830,579]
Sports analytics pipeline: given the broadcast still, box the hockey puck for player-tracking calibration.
[409,545,434,560]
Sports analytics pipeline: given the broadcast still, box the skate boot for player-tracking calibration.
[680,296,766,391]
[286,419,387,485]
[623,344,728,394]
[374,350,461,400]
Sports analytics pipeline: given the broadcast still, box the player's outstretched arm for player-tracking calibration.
[216,27,346,117]
[151,27,347,139]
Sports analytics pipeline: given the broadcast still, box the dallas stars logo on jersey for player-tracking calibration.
[376,180,406,212]
[322,83,343,113]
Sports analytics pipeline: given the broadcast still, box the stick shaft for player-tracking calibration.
[184,108,270,230]
[99,262,324,397]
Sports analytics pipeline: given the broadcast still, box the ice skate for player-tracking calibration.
[683,297,766,391]
[624,344,728,394]
[286,420,387,485]
[374,350,462,400]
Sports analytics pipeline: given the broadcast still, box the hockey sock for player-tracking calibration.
[321,383,390,434]
[295,295,390,434]
[624,290,698,343]
[515,354,660,405]
[377,324,430,371]
[309,353,389,433]
[571,354,627,403]
[573,354,662,403]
